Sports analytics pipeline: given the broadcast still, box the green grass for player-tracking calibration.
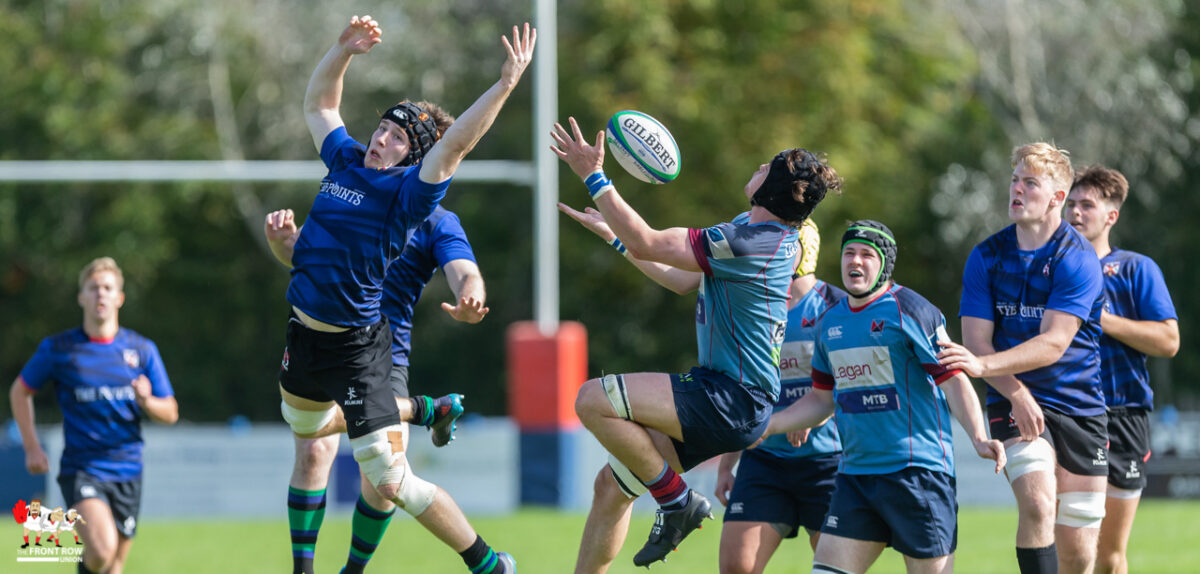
[82,501,1200,573]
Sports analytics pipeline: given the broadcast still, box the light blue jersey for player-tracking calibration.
[755,280,846,460]
[812,285,961,476]
[690,212,798,401]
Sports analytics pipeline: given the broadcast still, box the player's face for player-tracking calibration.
[1009,162,1063,224]
[365,119,413,169]
[1065,186,1117,242]
[78,270,125,322]
[841,242,881,294]
[744,162,770,199]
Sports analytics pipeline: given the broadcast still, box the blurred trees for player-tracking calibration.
[1,0,1197,425]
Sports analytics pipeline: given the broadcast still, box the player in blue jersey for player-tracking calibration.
[274,15,532,574]
[1064,165,1179,574]
[553,117,842,571]
[9,257,179,574]
[765,221,1004,574]
[937,143,1107,574]
[266,206,491,574]
[713,219,847,574]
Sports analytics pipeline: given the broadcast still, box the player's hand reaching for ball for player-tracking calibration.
[557,204,616,242]
[442,295,490,324]
[498,23,537,90]
[551,117,606,180]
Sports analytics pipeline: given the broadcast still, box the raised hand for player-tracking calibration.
[550,117,606,180]
[338,15,383,55]
[499,23,537,89]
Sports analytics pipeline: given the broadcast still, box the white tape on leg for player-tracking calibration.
[1056,491,1106,528]
[608,454,648,499]
[280,401,336,435]
[601,374,633,421]
[350,426,436,516]
[1005,439,1055,483]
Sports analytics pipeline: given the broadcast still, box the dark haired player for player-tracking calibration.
[766,220,1003,574]
[714,219,846,574]
[10,257,179,574]
[274,15,533,574]
[554,116,842,571]
[1065,165,1178,574]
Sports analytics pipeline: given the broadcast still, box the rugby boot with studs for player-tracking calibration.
[632,490,713,567]
[429,393,464,447]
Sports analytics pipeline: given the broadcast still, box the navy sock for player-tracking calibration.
[1016,544,1057,574]
[461,535,504,573]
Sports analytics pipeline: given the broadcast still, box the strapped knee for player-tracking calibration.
[601,374,633,421]
[281,401,336,435]
[350,426,436,516]
[812,562,858,574]
[1005,439,1055,482]
[1056,491,1105,528]
[608,455,648,499]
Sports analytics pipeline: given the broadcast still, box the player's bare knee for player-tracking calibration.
[575,378,604,420]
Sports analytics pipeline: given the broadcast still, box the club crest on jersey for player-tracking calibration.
[870,320,885,333]
[1103,262,1120,276]
[801,317,815,328]
[1042,263,1051,277]
[123,349,140,369]
[281,348,290,371]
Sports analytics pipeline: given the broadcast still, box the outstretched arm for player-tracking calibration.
[557,202,701,294]
[419,24,536,184]
[764,388,835,437]
[551,117,700,271]
[264,209,301,268]
[441,259,489,323]
[941,373,1005,473]
[939,317,1044,441]
[303,15,383,152]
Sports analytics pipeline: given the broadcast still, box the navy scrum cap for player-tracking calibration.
[841,220,897,295]
[382,101,438,166]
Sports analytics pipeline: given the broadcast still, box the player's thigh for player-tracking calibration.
[646,427,684,471]
[74,498,118,553]
[903,552,953,574]
[580,371,682,438]
[1099,495,1139,549]
[719,521,783,574]
[110,534,134,573]
[813,532,885,573]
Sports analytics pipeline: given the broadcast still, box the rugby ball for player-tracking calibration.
[605,110,681,184]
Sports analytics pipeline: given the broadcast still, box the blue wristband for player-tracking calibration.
[608,236,628,257]
[584,171,614,200]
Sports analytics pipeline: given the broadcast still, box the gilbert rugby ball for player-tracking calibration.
[605,110,681,184]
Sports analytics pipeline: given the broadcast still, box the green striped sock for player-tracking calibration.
[411,395,435,426]
[343,495,395,574]
[287,486,326,574]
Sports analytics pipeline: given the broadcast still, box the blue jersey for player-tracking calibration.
[690,212,798,400]
[755,280,847,460]
[811,285,961,476]
[1098,248,1177,409]
[287,127,452,327]
[381,207,477,366]
[960,222,1105,417]
[19,328,173,481]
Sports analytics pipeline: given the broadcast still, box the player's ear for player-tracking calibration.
[1107,207,1120,226]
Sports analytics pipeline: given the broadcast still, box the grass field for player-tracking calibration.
[42,500,1194,573]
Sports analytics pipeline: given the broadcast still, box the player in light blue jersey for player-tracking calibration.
[764,221,1004,574]
[273,15,532,574]
[1065,165,1179,574]
[10,257,179,574]
[554,117,841,571]
[938,143,1107,574]
[713,219,846,574]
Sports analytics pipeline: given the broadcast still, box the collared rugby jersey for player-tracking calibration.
[381,206,477,366]
[1098,248,1177,409]
[690,212,798,400]
[812,285,961,475]
[960,221,1105,417]
[19,328,173,481]
[287,127,452,327]
[754,280,846,460]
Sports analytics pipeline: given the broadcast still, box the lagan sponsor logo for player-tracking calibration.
[827,346,895,390]
[835,363,873,382]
